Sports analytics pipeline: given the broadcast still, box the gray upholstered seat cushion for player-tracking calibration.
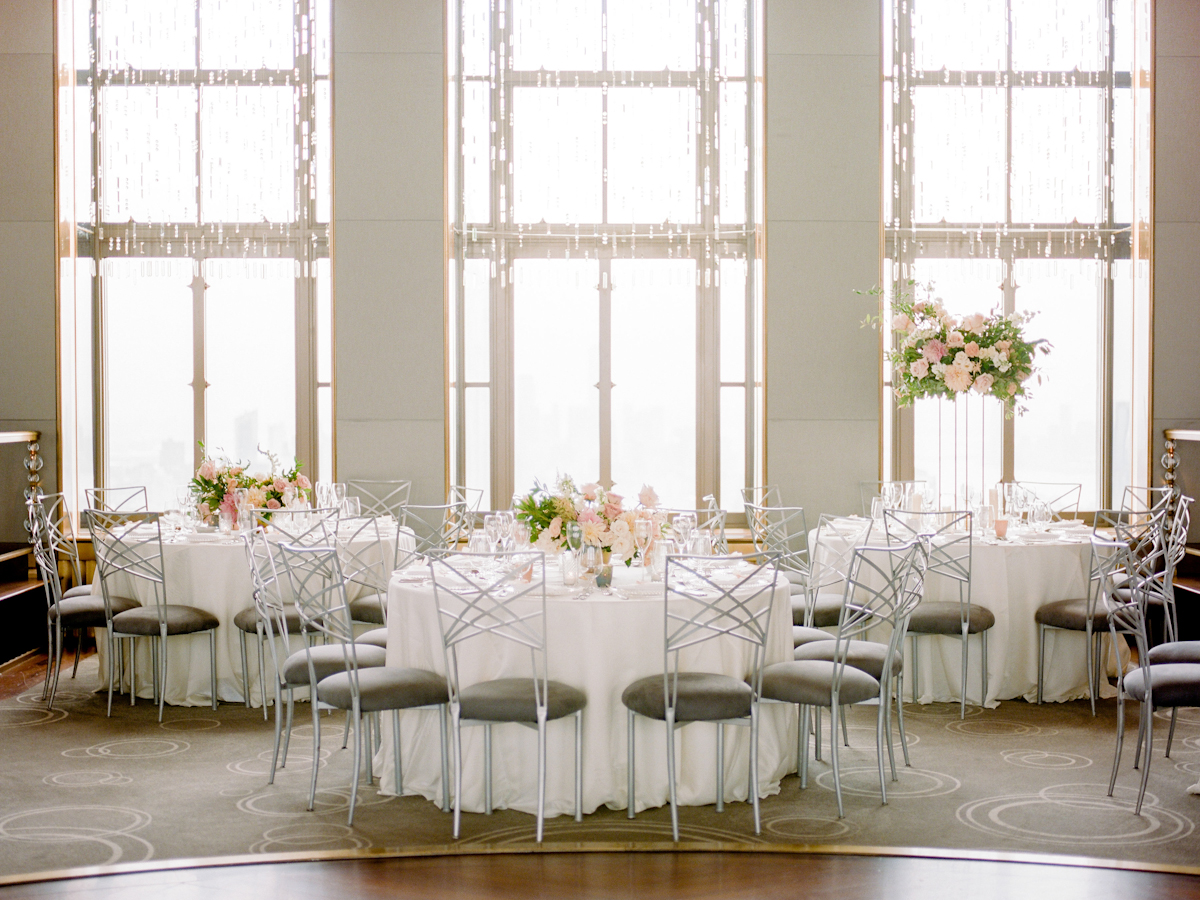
[908,601,995,635]
[782,570,806,586]
[792,625,834,649]
[51,594,138,627]
[792,639,901,680]
[622,672,752,722]
[1122,663,1200,706]
[280,643,387,686]
[355,627,389,649]
[64,584,92,599]
[349,593,386,625]
[111,604,219,636]
[1034,598,1107,631]
[232,604,305,635]
[461,677,586,723]
[1147,641,1200,665]
[317,666,448,712]
[1113,586,1167,607]
[760,659,880,707]
[792,591,842,628]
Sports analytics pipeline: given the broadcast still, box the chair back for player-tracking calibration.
[1097,535,1149,660]
[399,501,471,565]
[253,506,340,546]
[1121,485,1174,519]
[860,480,926,517]
[883,508,972,604]
[1013,481,1082,521]
[741,485,783,509]
[744,502,809,580]
[662,553,779,702]
[27,492,85,588]
[831,541,927,690]
[337,514,393,598]
[429,551,547,714]
[346,479,412,519]
[85,486,149,514]
[243,529,295,688]
[448,485,484,530]
[86,509,167,621]
[28,500,65,612]
[809,514,874,602]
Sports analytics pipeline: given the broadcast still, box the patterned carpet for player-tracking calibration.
[2,658,1200,878]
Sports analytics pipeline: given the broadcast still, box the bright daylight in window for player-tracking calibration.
[883,0,1152,511]
[448,0,764,514]
[56,0,333,513]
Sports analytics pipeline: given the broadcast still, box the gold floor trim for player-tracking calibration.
[3,841,1200,888]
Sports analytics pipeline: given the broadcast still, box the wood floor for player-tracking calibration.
[3,851,1200,900]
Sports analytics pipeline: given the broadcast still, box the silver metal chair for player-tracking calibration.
[883,509,989,720]
[1013,481,1082,522]
[252,505,340,545]
[430,550,586,842]
[661,500,729,554]
[398,501,471,568]
[1103,535,1200,816]
[760,540,926,818]
[28,496,136,710]
[346,479,412,519]
[448,485,484,531]
[338,514,394,627]
[1121,485,1174,519]
[622,552,780,841]
[85,486,149,513]
[859,481,927,517]
[276,541,449,825]
[744,501,810,605]
[741,485,783,509]
[86,509,219,721]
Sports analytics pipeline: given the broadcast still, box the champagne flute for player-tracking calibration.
[633,518,653,582]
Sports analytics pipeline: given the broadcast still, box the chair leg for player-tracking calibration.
[392,709,403,797]
[47,621,64,711]
[157,631,169,722]
[348,699,362,827]
[911,636,920,704]
[1037,625,1046,705]
[715,724,725,813]
[364,713,375,785]
[42,618,54,701]
[881,673,897,782]
[258,627,269,721]
[1136,698,1153,816]
[960,626,969,720]
[451,708,463,839]
[130,636,138,707]
[666,712,680,842]
[536,715,547,843]
[574,710,583,823]
[209,630,218,711]
[798,704,810,789]
[841,705,850,747]
[875,692,888,805]
[70,628,84,679]
[307,684,322,811]
[813,706,823,762]
[627,708,637,819]
[239,630,251,708]
[439,705,451,813]
[750,704,761,834]
[281,690,295,768]
[981,630,989,712]
[1167,707,1179,758]
[1108,692,1125,797]
[106,630,116,717]
[1085,625,1096,717]
[484,723,493,815]
[895,670,911,767]
[830,702,845,819]
[342,709,351,749]
[269,684,286,784]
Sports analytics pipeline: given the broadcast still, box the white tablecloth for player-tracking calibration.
[94,526,404,707]
[815,519,1123,707]
[376,560,797,818]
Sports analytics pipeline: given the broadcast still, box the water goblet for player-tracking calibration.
[484,514,503,553]
[673,513,697,549]
[467,529,490,553]
[342,495,362,519]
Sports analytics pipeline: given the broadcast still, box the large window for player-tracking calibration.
[884,0,1153,510]
[56,0,333,511]
[448,0,764,513]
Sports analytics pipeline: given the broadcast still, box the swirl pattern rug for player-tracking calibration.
[1,658,1199,877]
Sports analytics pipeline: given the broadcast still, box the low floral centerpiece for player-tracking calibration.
[514,475,665,564]
[190,447,311,523]
[866,281,1049,415]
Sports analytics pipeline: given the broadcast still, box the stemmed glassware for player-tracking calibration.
[672,513,697,550]
[484,514,503,553]
[633,517,654,582]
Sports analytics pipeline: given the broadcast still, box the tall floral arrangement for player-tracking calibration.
[514,475,664,564]
[867,282,1049,414]
[190,446,311,523]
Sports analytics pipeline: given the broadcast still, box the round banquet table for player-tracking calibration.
[375,558,797,818]
[814,518,1125,708]
[94,524,406,708]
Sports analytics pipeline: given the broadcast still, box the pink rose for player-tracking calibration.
[996,340,1012,352]
[219,492,238,516]
[1007,382,1019,395]
[921,339,947,363]
[972,373,995,394]
[273,477,288,492]
[963,313,987,333]
[295,474,311,489]
[943,364,973,393]
[912,300,928,314]
[604,501,624,521]
[909,358,929,379]
[266,498,282,510]
[891,313,913,333]
[197,459,216,480]
[638,485,659,508]
[230,466,244,476]
[547,516,562,539]
[963,341,980,357]
[581,483,600,502]
[946,330,965,348]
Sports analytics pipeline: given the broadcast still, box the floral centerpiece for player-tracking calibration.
[190,446,311,523]
[866,281,1049,415]
[514,475,665,564]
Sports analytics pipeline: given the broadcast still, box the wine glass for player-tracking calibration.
[484,514,502,553]
[673,513,696,549]
[633,517,653,582]
[1030,500,1052,532]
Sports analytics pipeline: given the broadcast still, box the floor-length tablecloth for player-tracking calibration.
[376,561,797,818]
